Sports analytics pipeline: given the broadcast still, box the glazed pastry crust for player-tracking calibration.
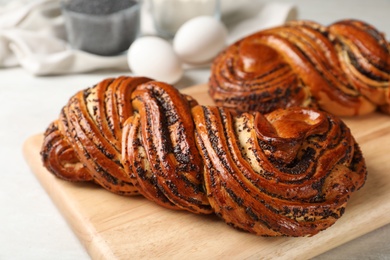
[41,76,367,236]
[192,106,366,236]
[122,81,212,214]
[209,19,390,116]
[41,76,152,195]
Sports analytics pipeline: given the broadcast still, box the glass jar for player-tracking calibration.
[150,0,220,38]
[61,0,141,56]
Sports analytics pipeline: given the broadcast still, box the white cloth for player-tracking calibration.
[0,0,296,76]
[0,0,128,75]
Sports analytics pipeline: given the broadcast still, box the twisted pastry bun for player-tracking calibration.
[209,19,390,116]
[41,76,152,195]
[193,106,366,236]
[41,76,367,236]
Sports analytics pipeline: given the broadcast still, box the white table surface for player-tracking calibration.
[1,0,390,259]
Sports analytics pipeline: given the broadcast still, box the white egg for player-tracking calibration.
[173,16,228,64]
[128,36,183,84]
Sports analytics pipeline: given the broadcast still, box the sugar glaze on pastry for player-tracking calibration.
[209,19,390,116]
[41,76,367,237]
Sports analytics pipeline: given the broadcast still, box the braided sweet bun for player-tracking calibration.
[41,76,367,236]
[41,77,152,195]
[209,19,390,116]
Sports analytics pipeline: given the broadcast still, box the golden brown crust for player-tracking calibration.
[41,120,92,182]
[41,76,153,195]
[209,19,390,116]
[122,81,212,214]
[192,106,366,236]
[41,76,367,236]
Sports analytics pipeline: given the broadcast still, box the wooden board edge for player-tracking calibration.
[21,89,390,259]
[22,133,390,260]
[22,134,115,260]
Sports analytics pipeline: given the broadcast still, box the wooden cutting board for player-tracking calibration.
[23,84,390,260]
